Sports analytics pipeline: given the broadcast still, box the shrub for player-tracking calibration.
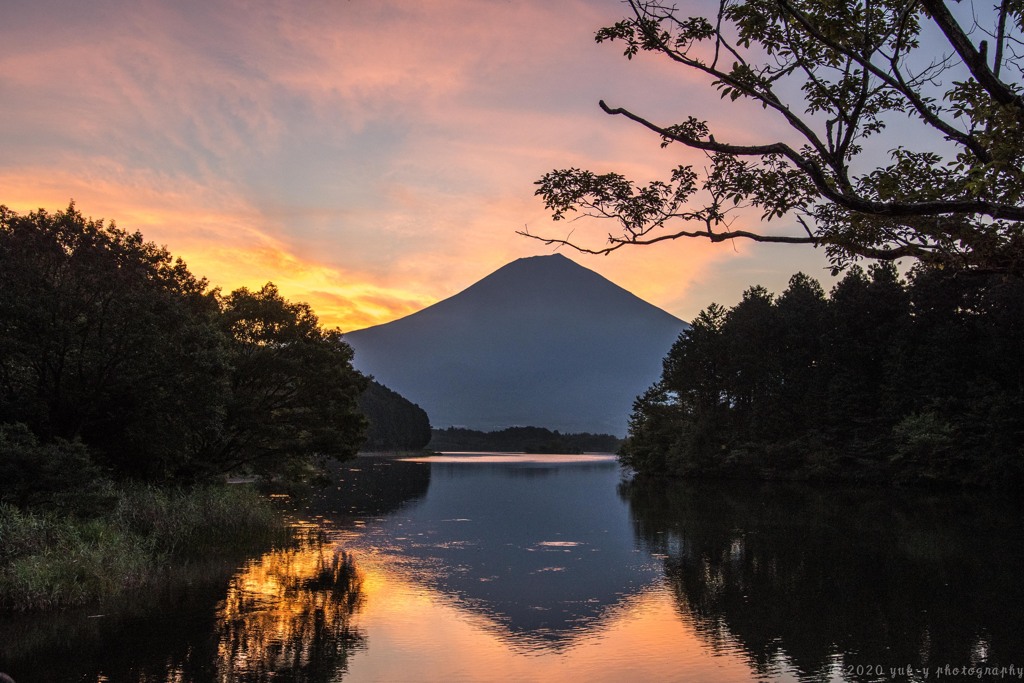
[0,423,114,514]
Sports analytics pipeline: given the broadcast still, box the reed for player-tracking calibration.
[0,485,287,612]
[113,484,285,557]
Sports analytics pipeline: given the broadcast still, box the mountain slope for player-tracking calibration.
[344,254,687,435]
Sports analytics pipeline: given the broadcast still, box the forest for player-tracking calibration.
[358,380,432,452]
[0,203,370,499]
[0,203,413,610]
[621,264,1024,488]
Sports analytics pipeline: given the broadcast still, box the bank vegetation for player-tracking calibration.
[0,203,371,610]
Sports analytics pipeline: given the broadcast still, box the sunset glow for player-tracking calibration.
[220,534,762,682]
[1,0,834,330]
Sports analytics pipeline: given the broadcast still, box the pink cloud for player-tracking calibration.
[1,0,833,332]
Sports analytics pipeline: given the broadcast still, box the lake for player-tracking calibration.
[2,453,1023,682]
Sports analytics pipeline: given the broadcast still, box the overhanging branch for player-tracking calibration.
[599,100,1024,221]
[919,0,1024,109]
[518,223,817,255]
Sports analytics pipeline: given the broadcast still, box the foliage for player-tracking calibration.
[429,426,622,454]
[0,203,228,480]
[0,423,113,514]
[357,380,432,452]
[527,0,1024,275]
[621,266,1024,487]
[208,284,367,481]
[0,203,369,485]
[0,504,152,611]
[0,202,370,615]
[112,485,285,557]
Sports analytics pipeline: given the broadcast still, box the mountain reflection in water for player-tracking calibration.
[325,455,661,651]
[2,454,1023,682]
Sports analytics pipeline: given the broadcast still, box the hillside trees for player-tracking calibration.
[0,204,368,487]
[528,0,1024,275]
[620,267,1024,486]
[357,380,431,452]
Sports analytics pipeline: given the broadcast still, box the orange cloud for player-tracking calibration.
[1,0,833,333]
[0,168,431,330]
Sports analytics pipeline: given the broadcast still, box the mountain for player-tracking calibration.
[344,254,687,436]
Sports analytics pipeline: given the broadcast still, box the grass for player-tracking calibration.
[0,484,288,612]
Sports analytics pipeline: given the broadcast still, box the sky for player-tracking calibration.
[1,0,839,331]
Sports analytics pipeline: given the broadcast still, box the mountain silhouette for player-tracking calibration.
[344,254,687,436]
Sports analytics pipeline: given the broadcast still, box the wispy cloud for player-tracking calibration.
[1,0,830,329]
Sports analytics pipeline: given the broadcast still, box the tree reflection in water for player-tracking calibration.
[216,529,366,682]
[621,478,1024,682]
[0,531,366,682]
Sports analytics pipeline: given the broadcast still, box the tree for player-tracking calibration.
[621,303,731,475]
[210,284,367,480]
[821,263,909,460]
[721,285,779,438]
[0,422,111,512]
[1,203,373,486]
[526,0,1024,275]
[0,203,228,481]
[357,380,432,452]
[772,273,828,435]
[620,266,1023,485]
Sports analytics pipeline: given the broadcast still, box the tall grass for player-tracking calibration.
[0,485,287,612]
[113,485,285,556]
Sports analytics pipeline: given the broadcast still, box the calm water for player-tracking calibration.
[3,453,1024,682]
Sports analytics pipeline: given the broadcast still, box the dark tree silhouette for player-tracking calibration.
[621,266,1024,486]
[0,203,227,481]
[1,203,368,485]
[357,380,431,452]
[211,283,367,479]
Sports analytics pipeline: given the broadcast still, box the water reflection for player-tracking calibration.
[7,457,1024,682]
[0,572,232,682]
[622,478,1024,681]
[216,530,366,681]
[0,532,365,682]
[334,456,662,651]
[306,456,431,516]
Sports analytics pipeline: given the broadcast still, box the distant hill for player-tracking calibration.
[357,380,432,452]
[428,426,621,454]
[344,254,687,435]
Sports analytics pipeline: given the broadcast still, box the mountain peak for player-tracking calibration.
[409,253,676,324]
[494,252,594,275]
[345,255,687,435]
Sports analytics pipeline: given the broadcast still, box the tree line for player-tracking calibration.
[621,264,1024,487]
[0,203,420,507]
[430,426,621,454]
[357,380,431,452]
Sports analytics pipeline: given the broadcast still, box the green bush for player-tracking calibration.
[0,423,114,514]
